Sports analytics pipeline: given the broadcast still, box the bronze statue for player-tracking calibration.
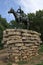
[8,7,29,29]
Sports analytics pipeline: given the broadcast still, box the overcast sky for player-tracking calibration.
[0,0,43,22]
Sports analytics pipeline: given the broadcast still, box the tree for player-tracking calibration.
[0,15,10,49]
[28,10,43,41]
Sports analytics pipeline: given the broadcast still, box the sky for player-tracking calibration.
[0,0,43,22]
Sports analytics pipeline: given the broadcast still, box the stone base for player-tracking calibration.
[1,29,42,62]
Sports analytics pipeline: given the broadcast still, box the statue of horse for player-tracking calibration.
[8,8,29,29]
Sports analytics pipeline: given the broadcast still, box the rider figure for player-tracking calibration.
[17,7,25,17]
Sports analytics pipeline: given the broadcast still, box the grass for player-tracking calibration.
[17,61,28,65]
[36,62,43,65]
[7,62,12,65]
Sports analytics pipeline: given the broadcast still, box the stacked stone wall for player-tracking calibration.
[2,29,42,62]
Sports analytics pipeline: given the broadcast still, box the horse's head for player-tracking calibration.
[8,8,14,13]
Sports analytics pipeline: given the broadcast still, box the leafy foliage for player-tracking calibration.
[28,10,43,41]
[0,15,10,49]
[39,45,43,52]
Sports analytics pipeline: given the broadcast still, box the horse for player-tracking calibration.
[8,8,29,29]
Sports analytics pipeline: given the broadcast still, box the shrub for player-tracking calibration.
[7,62,12,65]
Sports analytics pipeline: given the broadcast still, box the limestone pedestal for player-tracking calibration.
[1,29,42,62]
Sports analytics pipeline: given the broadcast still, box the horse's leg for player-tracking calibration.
[27,20,29,29]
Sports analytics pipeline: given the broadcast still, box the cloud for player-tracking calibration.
[17,0,43,13]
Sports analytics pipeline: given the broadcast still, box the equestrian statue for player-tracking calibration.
[8,7,30,29]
